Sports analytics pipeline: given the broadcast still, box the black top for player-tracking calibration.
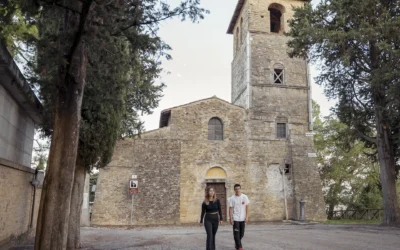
[200,199,223,223]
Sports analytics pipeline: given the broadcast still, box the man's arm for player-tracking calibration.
[229,207,233,225]
[245,205,249,223]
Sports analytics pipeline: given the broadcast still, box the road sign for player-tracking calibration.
[129,179,138,195]
[129,188,139,195]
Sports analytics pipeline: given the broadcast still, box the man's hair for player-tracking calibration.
[234,184,241,189]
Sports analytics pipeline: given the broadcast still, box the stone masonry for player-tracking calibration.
[92,0,326,226]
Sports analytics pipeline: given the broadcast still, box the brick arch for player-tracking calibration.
[205,167,227,179]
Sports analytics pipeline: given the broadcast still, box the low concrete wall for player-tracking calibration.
[0,158,43,245]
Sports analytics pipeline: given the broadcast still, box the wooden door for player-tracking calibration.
[207,183,226,221]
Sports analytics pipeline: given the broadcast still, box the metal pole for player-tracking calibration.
[130,194,134,225]
[299,199,306,221]
[30,170,39,229]
[30,185,36,228]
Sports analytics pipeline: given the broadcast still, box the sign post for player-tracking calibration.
[129,175,138,225]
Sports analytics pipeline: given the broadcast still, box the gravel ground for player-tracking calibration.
[4,223,400,250]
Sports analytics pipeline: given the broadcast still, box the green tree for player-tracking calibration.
[67,33,165,249]
[313,101,383,217]
[31,135,50,170]
[1,1,208,249]
[288,0,400,225]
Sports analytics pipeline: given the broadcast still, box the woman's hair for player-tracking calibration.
[204,187,217,205]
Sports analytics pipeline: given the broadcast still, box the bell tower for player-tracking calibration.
[228,0,326,221]
[228,0,311,121]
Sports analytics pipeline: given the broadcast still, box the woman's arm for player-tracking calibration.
[200,202,206,223]
[217,199,223,221]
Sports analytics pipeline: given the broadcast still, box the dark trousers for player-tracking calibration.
[204,213,219,250]
[233,221,245,249]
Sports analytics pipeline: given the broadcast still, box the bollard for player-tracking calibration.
[299,199,306,221]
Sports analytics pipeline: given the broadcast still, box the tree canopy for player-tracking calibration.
[288,0,400,225]
[313,101,382,218]
[1,1,209,248]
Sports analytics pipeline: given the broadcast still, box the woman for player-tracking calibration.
[200,187,223,250]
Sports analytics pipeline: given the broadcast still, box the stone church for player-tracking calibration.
[92,0,326,226]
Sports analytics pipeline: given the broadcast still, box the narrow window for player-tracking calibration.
[274,68,284,84]
[284,164,291,174]
[236,27,240,51]
[269,8,282,33]
[277,123,287,138]
[240,17,243,44]
[208,118,223,140]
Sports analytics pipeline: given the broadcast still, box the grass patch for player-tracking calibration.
[324,219,381,225]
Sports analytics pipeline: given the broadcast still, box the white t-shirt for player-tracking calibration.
[229,194,250,222]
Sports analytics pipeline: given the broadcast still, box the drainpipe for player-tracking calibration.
[306,62,313,131]
[30,169,40,228]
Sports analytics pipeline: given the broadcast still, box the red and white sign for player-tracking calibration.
[129,179,138,195]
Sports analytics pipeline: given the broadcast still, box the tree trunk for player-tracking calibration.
[35,13,87,250]
[67,157,86,249]
[376,112,400,226]
[370,42,400,226]
[327,204,334,220]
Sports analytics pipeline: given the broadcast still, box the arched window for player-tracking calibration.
[208,117,223,140]
[240,17,243,44]
[236,27,240,51]
[273,63,284,84]
[268,4,285,33]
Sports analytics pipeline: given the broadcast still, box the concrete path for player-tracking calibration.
[4,223,400,250]
[80,223,400,250]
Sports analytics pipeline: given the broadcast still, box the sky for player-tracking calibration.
[140,0,335,131]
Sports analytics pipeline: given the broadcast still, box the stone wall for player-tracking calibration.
[171,99,247,223]
[92,97,307,225]
[248,0,304,34]
[231,1,249,108]
[91,139,181,226]
[0,160,42,245]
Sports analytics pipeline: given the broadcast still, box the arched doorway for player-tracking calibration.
[205,167,227,221]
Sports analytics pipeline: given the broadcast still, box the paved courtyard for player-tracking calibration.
[5,223,400,250]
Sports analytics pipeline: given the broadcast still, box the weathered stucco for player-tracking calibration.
[0,161,43,244]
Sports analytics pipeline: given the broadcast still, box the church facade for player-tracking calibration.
[91,0,326,226]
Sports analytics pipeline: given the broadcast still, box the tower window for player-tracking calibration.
[208,117,223,140]
[236,27,240,51]
[268,3,285,34]
[277,123,287,138]
[240,17,243,44]
[274,68,284,84]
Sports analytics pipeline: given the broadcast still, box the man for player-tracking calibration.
[229,184,250,250]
